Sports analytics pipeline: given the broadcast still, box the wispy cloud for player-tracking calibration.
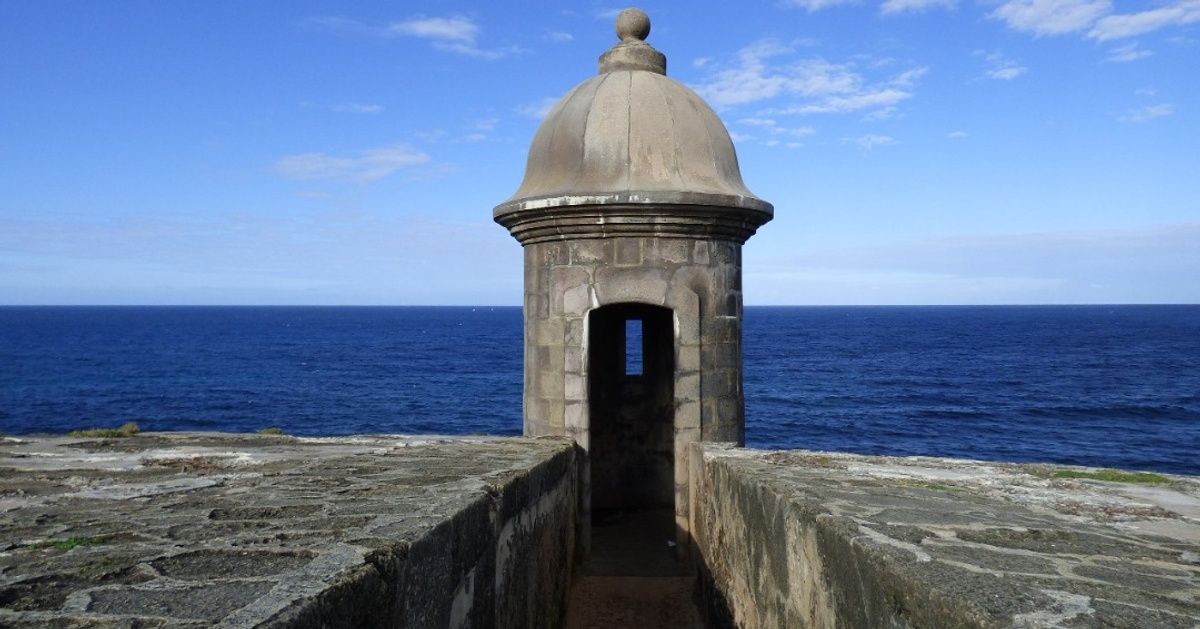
[461,117,499,142]
[390,16,477,42]
[880,0,956,15]
[780,0,859,11]
[990,0,1112,36]
[733,118,815,145]
[1105,42,1153,62]
[974,50,1027,80]
[307,15,520,60]
[517,96,560,119]
[332,102,385,114]
[947,130,969,139]
[1088,0,1200,41]
[1122,103,1175,122]
[545,31,574,43]
[692,40,925,120]
[275,144,430,183]
[846,134,896,149]
[391,15,522,59]
[989,0,1200,42]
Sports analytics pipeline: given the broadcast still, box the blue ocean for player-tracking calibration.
[1,306,1197,474]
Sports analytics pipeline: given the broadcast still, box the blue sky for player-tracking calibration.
[1,1,1196,305]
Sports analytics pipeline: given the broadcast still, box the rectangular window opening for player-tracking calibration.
[625,318,643,375]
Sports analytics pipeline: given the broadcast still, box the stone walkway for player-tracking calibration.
[566,509,706,628]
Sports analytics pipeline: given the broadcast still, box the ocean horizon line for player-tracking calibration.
[1,303,1197,309]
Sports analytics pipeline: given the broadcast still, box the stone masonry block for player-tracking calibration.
[538,370,564,399]
[562,284,591,317]
[594,267,668,305]
[676,400,701,430]
[564,346,585,374]
[674,428,701,485]
[535,345,551,366]
[569,240,609,265]
[692,241,710,265]
[614,238,642,266]
[566,317,585,347]
[658,239,691,264]
[549,267,590,315]
[676,373,700,402]
[564,373,586,401]
[666,278,699,309]
[540,242,568,266]
[534,318,565,347]
[677,344,701,373]
[565,402,586,434]
[711,241,737,264]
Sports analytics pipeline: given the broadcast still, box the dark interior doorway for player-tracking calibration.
[586,303,678,576]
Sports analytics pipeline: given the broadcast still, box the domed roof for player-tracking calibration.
[494,9,772,244]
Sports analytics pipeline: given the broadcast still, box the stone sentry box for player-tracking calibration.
[494,8,772,555]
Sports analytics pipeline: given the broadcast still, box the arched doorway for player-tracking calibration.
[586,303,677,574]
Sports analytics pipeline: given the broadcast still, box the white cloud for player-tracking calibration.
[1088,0,1200,41]
[991,0,1111,35]
[1105,42,1153,62]
[772,88,913,114]
[460,117,499,142]
[332,103,385,114]
[847,134,896,149]
[307,14,520,59]
[987,0,1200,45]
[734,118,815,144]
[991,66,1027,80]
[275,144,430,183]
[545,31,574,43]
[471,117,498,131]
[737,117,777,127]
[881,0,956,14]
[947,130,969,138]
[781,0,858,11]
[693,40,924,119]
[389,16,477,42]
[889,66,929,87]
[975,50,1027,80]
[1122,103,1175,122]
[517,97,560,119]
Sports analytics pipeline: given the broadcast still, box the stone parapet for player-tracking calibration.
[689,444,1200,628]
[0,433,577,628]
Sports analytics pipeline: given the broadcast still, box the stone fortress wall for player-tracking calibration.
[2,434,1198,627]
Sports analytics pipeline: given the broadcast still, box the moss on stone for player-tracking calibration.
[1032,465,1171,487]
[67,422,140,438]
[29,536,107,551]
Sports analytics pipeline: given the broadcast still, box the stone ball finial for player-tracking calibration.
[615,8,651,42]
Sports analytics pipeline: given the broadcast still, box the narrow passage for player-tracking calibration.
[564,509,706,629]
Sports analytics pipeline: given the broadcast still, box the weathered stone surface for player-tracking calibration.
[690,444,1200,629]
[0,433,577,628]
